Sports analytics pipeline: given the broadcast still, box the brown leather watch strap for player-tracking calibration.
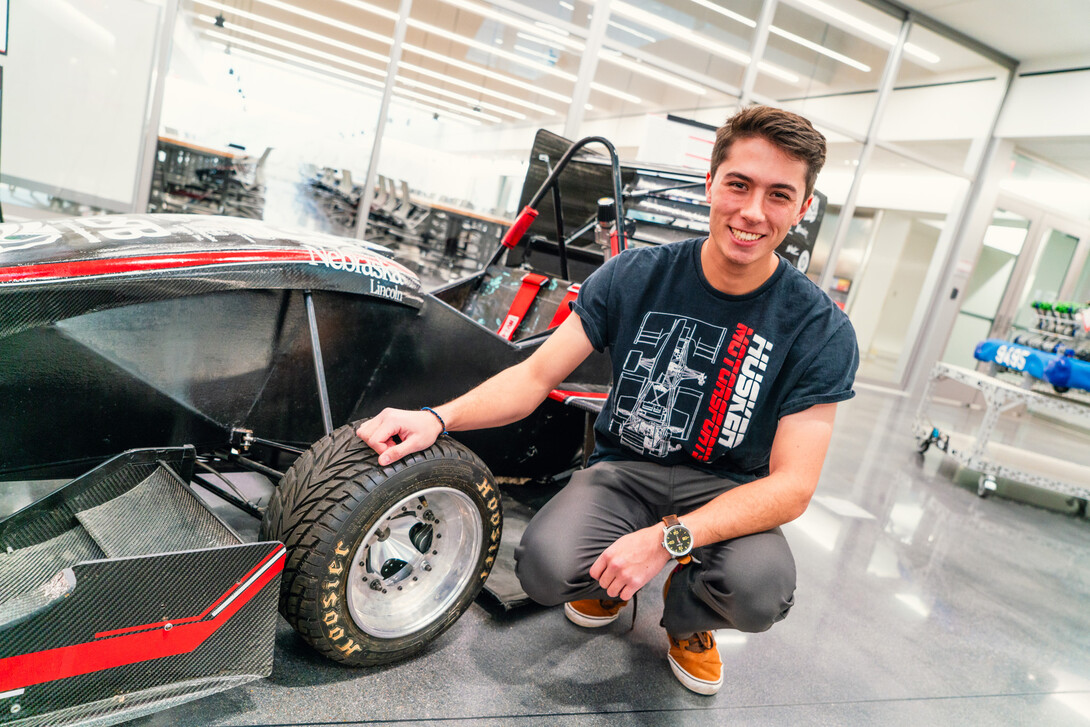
[661,514,692,565]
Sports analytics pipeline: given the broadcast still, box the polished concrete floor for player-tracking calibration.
[118,385,1090,726]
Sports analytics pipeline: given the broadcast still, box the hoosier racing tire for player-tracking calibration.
[261,422,501,666]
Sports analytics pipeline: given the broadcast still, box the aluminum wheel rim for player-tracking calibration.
[346,486,482,638]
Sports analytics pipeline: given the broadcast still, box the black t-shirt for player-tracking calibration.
[572,237,858,483]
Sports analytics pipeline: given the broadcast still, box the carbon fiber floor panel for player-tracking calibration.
[76,468,238,558]
[0,526,103,605]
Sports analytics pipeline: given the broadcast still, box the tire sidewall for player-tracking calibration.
[306,447,502,664]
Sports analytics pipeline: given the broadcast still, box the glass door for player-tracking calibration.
[941,206,1031,370]
[942,198,1090,371]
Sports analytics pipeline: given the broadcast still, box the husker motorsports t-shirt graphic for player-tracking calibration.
[610,312,772,462]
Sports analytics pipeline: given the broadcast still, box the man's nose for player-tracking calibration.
[740,192,765,222]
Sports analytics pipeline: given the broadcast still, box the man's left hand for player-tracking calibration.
[589,526,672,601]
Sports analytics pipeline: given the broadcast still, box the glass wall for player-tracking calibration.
[1074,259,1090,303]
[376,0,594,218]
[1010,229,1080,332]
[804,133,865,283]
[162,1,390,231]
[754,0,900,138]
[833,148,970,380]
[0,0,166,213]
[593,0,755,125]
[877,21,1009,175]
[0,0,1020,387]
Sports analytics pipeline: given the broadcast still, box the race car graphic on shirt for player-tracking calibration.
[611,313,723,457]
[610,312,774,462]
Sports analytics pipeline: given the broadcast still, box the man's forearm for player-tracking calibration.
[683,403,837,547]
[683,473,813,547]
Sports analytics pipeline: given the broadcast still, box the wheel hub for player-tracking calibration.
[346,486,482,638]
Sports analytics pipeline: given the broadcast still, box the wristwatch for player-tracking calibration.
[661,515,693,564]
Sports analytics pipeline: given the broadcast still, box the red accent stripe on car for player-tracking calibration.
[548,389,609,402]
[0,546,284,692]
[93,546,286,639]
[1,249,320,282]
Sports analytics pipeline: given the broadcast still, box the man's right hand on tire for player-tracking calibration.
[356,408,445,465]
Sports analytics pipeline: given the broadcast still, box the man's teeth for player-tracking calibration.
[731,227,762,241]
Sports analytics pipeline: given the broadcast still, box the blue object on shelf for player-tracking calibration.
[973,338,1090,392]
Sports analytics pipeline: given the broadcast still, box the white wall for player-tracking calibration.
[996,68,1090,139]
[1,0,162,208]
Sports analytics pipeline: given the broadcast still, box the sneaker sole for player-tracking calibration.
[563,602,622,628]
[667,653,723,695]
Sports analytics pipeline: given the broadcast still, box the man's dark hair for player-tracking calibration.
[709,105,827,200]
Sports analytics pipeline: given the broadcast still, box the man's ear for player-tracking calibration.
[795,195,813,225]
[705,172,713,204]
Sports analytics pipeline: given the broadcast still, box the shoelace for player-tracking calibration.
[672,631,714,652]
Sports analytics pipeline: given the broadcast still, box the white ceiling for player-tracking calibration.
[897,0,1090,64]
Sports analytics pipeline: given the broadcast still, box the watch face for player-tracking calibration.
[664,525,692,556]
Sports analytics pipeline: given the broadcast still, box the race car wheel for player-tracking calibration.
[261,421,501,666]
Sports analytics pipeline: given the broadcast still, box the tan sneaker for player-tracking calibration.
[563,598,629,627]
[666,631,723,695]
[662,565,722,695]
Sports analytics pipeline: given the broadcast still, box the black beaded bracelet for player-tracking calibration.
[421,406,447,435]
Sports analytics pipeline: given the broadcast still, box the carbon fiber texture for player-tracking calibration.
[0,527,102,604]
[0,449,192,551]
[6,675,259,727]
[0,569,76,632]
[75,469,237,558]
[1,542,281,726]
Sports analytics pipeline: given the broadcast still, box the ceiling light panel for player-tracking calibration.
[610,1,799,84]
[194,0,574,119]
[406,0,642,107]
[199,19,510,124]
[751,0,898,110]
[784,0,940,65]
[233,0,396,46]
[193,5,556,116]
[201,29,488,126]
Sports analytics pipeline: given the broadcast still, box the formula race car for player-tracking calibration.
[0,133,630,726]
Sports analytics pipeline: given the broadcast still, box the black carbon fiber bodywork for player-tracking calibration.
[0,214,609,481]
[0,137,626,724]
[0,449,282,727]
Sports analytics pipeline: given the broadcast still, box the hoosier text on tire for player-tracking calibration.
[261,422,502,666]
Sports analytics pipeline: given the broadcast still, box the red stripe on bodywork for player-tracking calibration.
[93,545,286,638]
[0,546,284,692]
[548,389,609,402]
[0,249,342,282]
[0,250,314,282]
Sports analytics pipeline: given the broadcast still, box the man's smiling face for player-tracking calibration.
[703,135,812,288]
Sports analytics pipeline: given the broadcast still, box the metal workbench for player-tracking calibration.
[913,362,1090,509]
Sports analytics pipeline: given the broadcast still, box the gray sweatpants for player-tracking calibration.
[514,459,796,636]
